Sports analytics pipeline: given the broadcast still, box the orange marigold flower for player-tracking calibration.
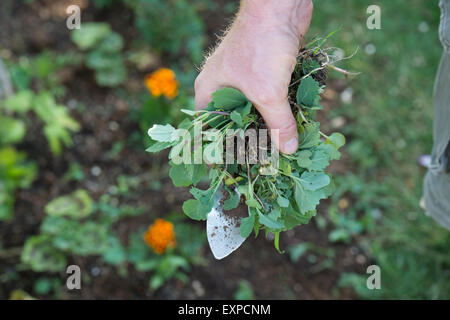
[143,218,176,254]
[145,68,178,99]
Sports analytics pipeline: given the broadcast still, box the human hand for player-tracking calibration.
[194,0,313,154]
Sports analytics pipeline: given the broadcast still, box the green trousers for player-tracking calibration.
[423,0,450,230]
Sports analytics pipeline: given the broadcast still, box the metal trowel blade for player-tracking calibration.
[206,185,247,260]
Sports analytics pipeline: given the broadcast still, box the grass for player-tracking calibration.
[309,0,450,299]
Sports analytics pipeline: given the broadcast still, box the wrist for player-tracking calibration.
[238,0,311,38]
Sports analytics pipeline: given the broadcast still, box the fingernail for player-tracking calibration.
[283,137,298,154]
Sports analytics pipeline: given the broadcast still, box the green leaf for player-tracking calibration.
[95,65,127,87]
[148,124,177,142]
[21,235,67,272]
[0,117,26,145]
[284,207,316,229]
[230,101,252,128]
[135,259,158,272]
[182,199,210,221]
[294,181,321,214]
[9,65,30,90]
[33,92,80,155]
[0,185,15,221]
[240,208,255,238]
[103,239,127,265]
[190,187,215,206]
[309,149,330,171]
[288,243,310,262]
[191,164,207,186]
[223,191,240,210]
[326,132,346,149]
[240,101,252,117]
[296,76,320,107]
[169,164,193,187]
[71,22,111,50]
[180,109,197,116]
[256,209,285,229]
[150,275,165,290]
[294,179,334,214]
[297,150,313,169]
[302,59,321,75]
[317,143,341,160]
[96,32,124,52]
[145,141,175,153]
[279,158,292,175]
[268,206,281,220]
[245,198,262,209]
[277,195,290,208]
[86,51,123,70]
[44,189,93,219]
[299,171,331,191]
[2,90,34,113]
[56,219,107,252]
[230,110,243,126]
[211,87,248,110]
[298,122,320,149]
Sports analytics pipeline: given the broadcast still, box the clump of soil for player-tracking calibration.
[288,48,328,113]
[220,192,247,228]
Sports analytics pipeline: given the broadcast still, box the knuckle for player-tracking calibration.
[253,85,287,106]
[278,119,298,136]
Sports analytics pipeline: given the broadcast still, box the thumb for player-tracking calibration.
[194,76,221,110]
[255,98,298,154]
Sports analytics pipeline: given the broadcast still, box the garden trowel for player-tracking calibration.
[206,185,247,260]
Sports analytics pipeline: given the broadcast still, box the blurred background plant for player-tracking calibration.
[71,22,127,87]
[0,0,448,300]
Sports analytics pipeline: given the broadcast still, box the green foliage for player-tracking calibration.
[92,0,116,8]
[146,53,345,249]
[297,76,321,109]
[234,280,255,300]
[45,189,94,219]
[287,243,310,262]
[1,90,80,156]
[21,235,67,272]
[2,90,33,113]
[62,162,85,182]
[124,0,206,65]
[71,22,127,87]
[71,23,112,50]
[0,116,26,145]
[134,95,177,147]
[0,147,36,220]
[33,277,61,296]
[35,92,80,155]
[21,187,146,273]
[7,52,82,97]
[0,62,77,220]
[310,0,449,298]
